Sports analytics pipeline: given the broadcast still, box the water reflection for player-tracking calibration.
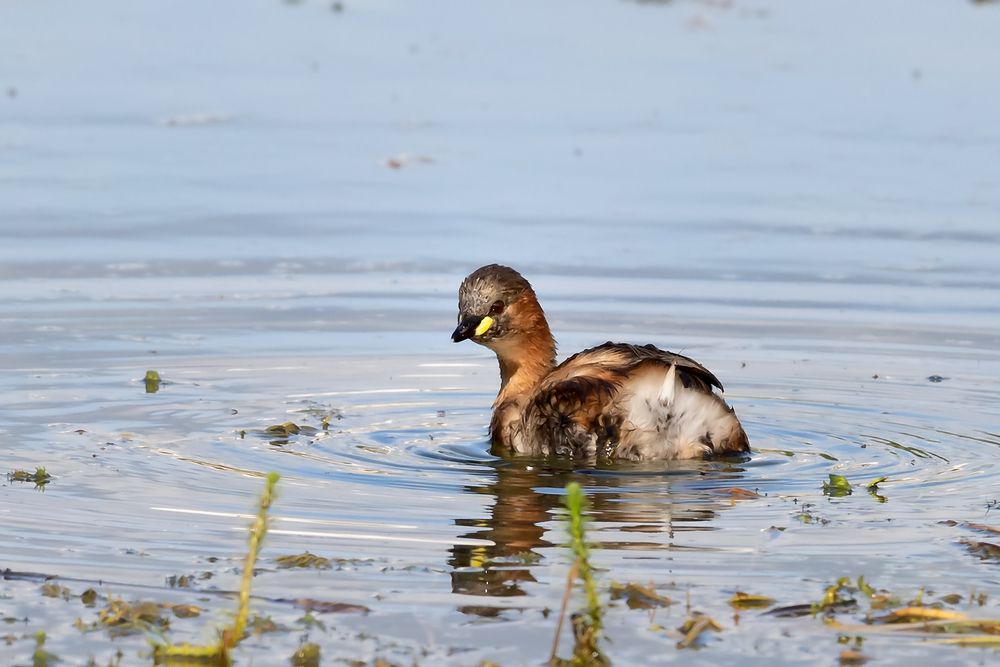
[449,458,751,616]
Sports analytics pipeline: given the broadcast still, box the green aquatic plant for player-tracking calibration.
[866,476,889,503]
[32,631,59,667]
[822,474,853,497]
[290,642,321,667]
[274,552,331,570]
[729,591,775,610]
[7,467,52,488]
[152,472,280,665]
[549,481,607,667]
[812,577,857,616]
[144,370,161,393]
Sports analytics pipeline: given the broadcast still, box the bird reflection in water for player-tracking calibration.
[448,457,750,617]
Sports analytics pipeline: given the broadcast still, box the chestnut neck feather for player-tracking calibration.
[491,292,556,406]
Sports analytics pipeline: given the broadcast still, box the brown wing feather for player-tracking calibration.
[520,342,726,457]
[553,342,725,393]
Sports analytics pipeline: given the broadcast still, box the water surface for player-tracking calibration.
[2,0,999,665]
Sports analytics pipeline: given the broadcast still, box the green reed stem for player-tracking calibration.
[153,472,280,665]
[228,471,279,646]
[550,481,607,666]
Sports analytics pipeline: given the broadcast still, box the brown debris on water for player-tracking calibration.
[961,540,1000,561]
[275,552,332,569]
[384,153,433,169]
[170,604,201,619]
[676,612,723,649]
[292,598,370,614]
[609,581,673,609]
[265,421,302,436]
[77,596,171,637]
[838,648,868,665]
[728,591,775,610]
[41,582,70,600]
[718,487,761,500]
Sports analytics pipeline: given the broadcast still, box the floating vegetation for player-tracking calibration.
[838,647,868,665]
[772,575,1000,649]
[960,522,1000,535]
[7,467,52,488]
[549,481,607,667]
[822,474,853,497]
[877,607,967,623]
[275,552,332,570]
[265,422,301,437]
[257,421,320,446]
[152,472,280,665]
[812,577,859,616]
[941,520,1000,562]
[291,598,370,615]
[32,631,59,666]
[794,503,829,525]
[41,582,70,600]
[728,591,775,610]
[245,614,287,635]
[171,604,201,619]
[864,476,888,502]
[865,477,887,491]
[960,540,1000,561]
[144,369,162,393]
[292,402,343,430]
[609,582,672,610]
[290,642,321,667]
[166,573,212,589]
[76,597,171,637]
[676,612,723,650]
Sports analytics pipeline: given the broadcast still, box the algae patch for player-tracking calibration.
[275,552,333,569]
[144,370,162,393]
[7,467,52,488]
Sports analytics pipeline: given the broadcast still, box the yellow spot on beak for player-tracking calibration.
[474,316,494,337]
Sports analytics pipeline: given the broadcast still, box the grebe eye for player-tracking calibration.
[489,300,505,316]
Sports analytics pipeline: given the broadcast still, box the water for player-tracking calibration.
[2,0,999,664]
